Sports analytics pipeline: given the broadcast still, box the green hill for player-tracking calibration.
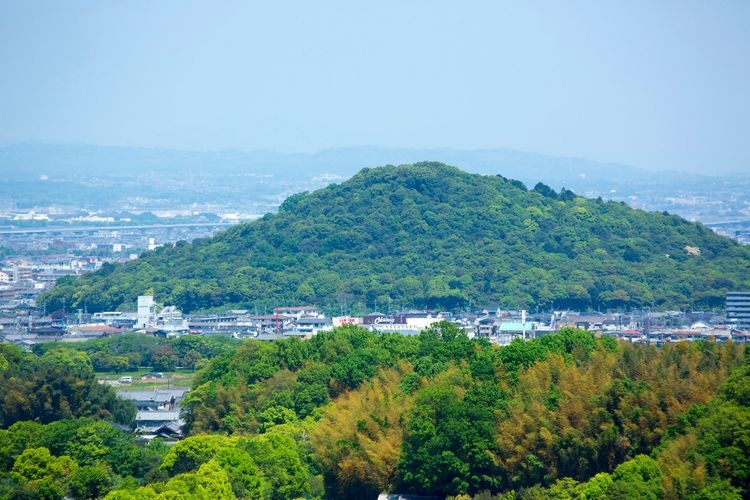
[40,162,750,313]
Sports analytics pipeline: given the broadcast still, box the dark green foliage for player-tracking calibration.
[39,163,750,313]
[499,327,596,377]
[32,333,239,373]
[691,355,750,495]
[398,372,502,495]
[0,418,168,499]
[0,345,135,428]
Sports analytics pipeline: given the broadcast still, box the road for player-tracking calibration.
[0,222,238,235]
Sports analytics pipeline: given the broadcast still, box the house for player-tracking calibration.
[274,306,321,319]
[646,330,669,346]
[153,422,183,439]
[497,321,533,339]
[65,324,123,341]
[668,330,709,342]
[292,316,332,335]
[475,316,496,338]
[135,410,183,438]
[619,329,645,343]
[118,388,189,439]
[117,388,188,411]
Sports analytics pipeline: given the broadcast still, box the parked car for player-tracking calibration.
[118,376,133,383]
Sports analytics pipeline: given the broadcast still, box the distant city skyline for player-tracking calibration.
[1,1,749,174]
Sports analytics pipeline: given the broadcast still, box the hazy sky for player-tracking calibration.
[1,1,749,174]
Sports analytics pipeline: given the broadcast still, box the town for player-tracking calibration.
[2,288,747,443]
[3,291,748,348]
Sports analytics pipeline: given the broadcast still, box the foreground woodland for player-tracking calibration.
[0,326,748,499]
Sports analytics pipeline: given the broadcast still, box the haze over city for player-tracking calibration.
[2,0,749,174]
[2,3,750,499]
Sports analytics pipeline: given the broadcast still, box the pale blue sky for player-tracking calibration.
[1,1,748,173]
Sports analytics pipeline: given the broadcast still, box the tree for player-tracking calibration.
[69,464,113,499]
[160,435,234,475]
[311,365,415,498]
[151,345,178,371]
[607,455,664,499]
[245,432,309,500]
[398,367,501,496]
[10,447,78,499]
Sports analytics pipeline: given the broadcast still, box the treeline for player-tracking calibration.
[39,163,750,314]
[32,333,240,372]
[1,327,748,498]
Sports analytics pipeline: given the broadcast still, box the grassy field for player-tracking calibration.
[97,369,196,390]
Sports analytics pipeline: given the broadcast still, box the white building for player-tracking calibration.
[137,295,155,328]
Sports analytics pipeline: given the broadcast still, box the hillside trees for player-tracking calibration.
[39,163,750,314]
[178,326,746,498]
[0,344,134,428]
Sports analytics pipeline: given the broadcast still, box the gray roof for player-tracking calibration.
[117,388,188,403]
[296,317,330,324]
[136,410,181,422]
[117,390,157,401]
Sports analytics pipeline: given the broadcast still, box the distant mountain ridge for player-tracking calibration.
[40,162,750,314]
[0,142,708,185]
[4,143,749,225]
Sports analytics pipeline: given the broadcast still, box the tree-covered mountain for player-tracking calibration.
[40,162,750,313]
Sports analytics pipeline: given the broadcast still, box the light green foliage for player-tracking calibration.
[214,447,270,499]
[194,459,237,499]
[10,447,78,498]
[578,473,613,499]
[69,464,114,499]
[258,405,298,432]
[104,487,159,500]
[246,432,309,500]
[160,434,234,475]
[608,455,664,499]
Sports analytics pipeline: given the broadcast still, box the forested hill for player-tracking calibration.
[41,162,750,313]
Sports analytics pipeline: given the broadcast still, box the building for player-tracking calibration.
[726,291,750,330]
[118,388,189,439]
[117,388,188,411]
[137,295,155,328]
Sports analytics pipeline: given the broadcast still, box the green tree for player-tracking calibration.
[69,464,113,499]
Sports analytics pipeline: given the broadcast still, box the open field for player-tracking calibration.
[97,369,195,390]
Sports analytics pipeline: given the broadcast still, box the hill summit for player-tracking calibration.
[41,162,750,313]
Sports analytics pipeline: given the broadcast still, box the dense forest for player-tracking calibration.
[1,327,748,498]
[39,163,750,314]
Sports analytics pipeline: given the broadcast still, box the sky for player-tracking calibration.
[1,1,749,174]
